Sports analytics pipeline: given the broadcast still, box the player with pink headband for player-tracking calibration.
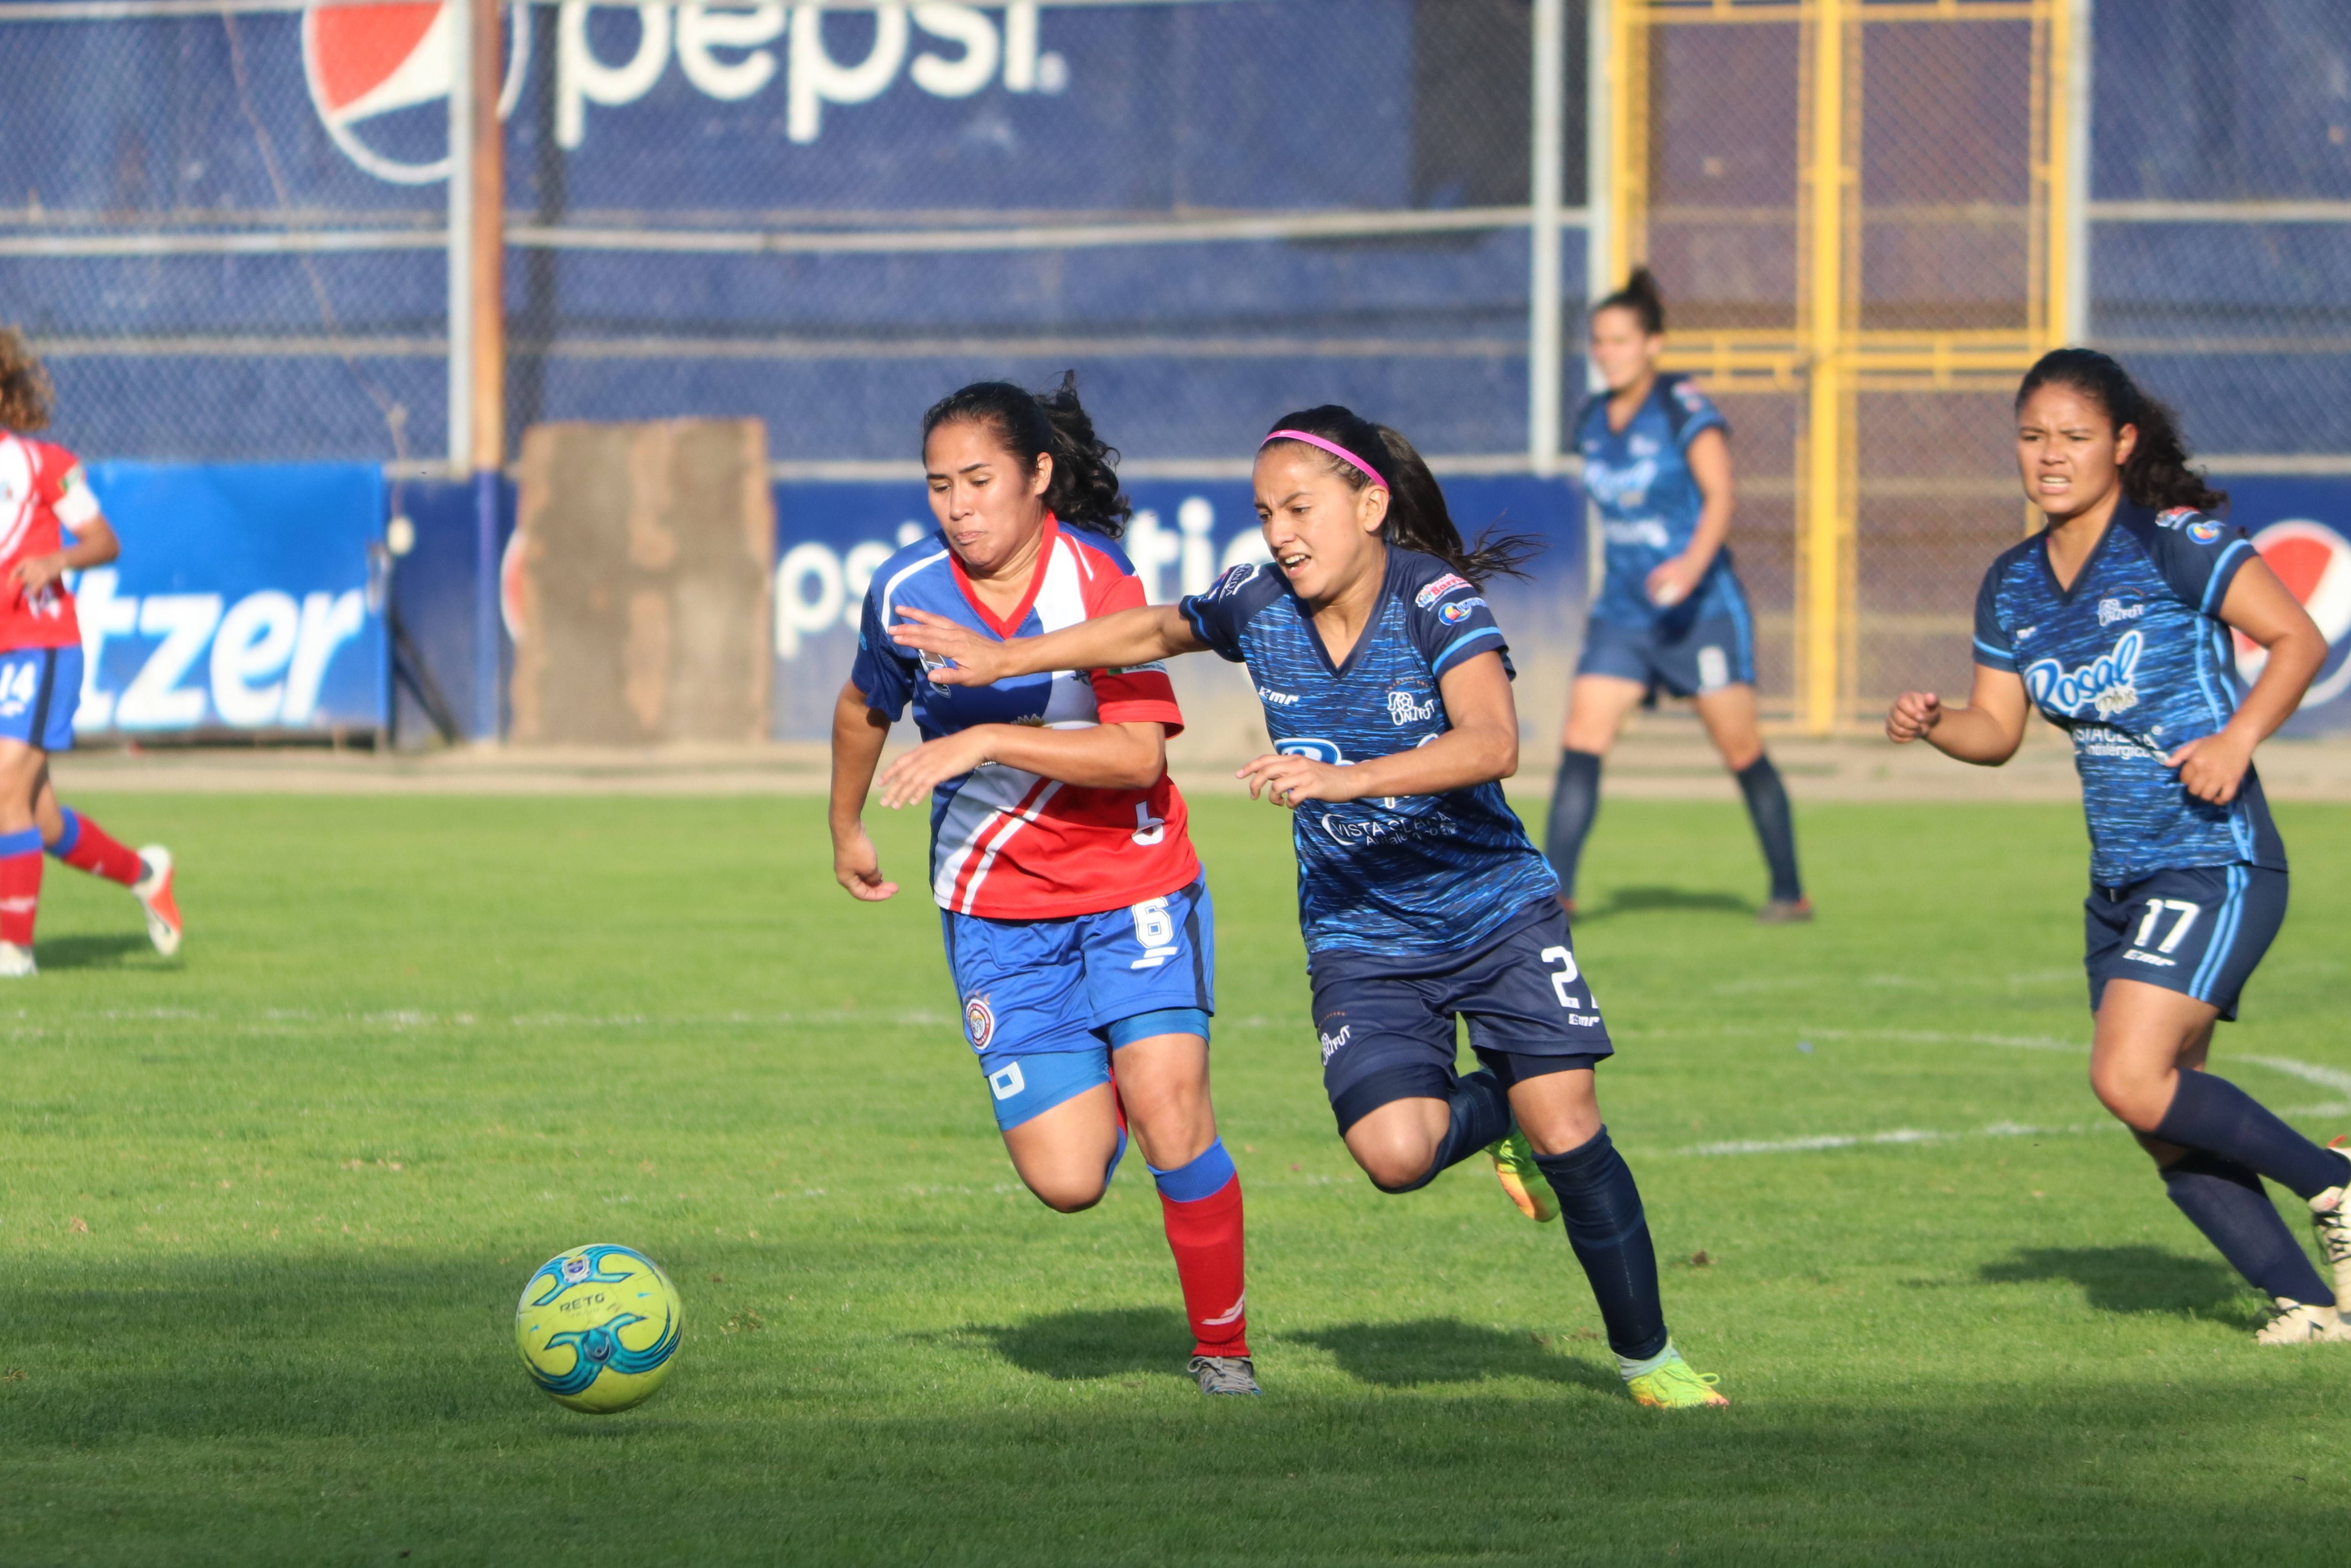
[890,404,1729,1408]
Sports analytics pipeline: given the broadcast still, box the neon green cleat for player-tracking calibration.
[1488,1128,1558,1222]
[1626,1349,1729,1410]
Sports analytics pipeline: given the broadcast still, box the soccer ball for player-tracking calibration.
[515,1244,683,1414]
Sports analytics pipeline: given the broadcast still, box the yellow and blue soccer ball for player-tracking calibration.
[515,1244,682,1414]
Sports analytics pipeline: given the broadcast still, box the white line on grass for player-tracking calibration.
[1675,1030,2351,1157]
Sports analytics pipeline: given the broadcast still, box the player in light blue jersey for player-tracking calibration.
[892,405,1726,1407]
[1889,349,2351,1345]
[1546,270,1808,922]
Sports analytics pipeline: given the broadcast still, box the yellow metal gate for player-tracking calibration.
[1602,0,2080,731]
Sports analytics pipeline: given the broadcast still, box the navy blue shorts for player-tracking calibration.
[943,877,1214,1131]
[0,645,80,752]
[1576,585,1756,700]
[1310,900,1613,1133]
[2085,865,2286,1022]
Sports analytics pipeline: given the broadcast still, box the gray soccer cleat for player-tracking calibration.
[1756,897,1814,925]
[1188,1355,1261,1396]
[2307,1145,2351,1304]
[2254,1299,2351,1346]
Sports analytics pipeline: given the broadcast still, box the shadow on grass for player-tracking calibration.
[1575,886,1752,921]
[963,1307,1194,1381]
[37,933,166,971]
[1977,1245,2261,1324]
[1286,1318,1620,1394]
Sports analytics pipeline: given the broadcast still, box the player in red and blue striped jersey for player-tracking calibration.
[0,330,181,978]
[892,405,1727,1409]
[829,378,1254,1396]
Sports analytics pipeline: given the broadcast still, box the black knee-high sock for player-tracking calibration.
[2162,1151,2334,1305]
[1733,755,1803,903]
[1370,1070,1513,1194]
[1545,749,1603,902]
[2154,1071,2351,1199]
[1532,1127,1669,1361]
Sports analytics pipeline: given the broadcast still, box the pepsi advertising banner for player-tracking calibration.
[759,476,1587,742]
[75,464,390,739]
[2224,480,2351,737]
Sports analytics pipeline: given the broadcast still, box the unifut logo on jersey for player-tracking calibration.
[302,2,1068,183]
[2025,629,2142,721]
[2234,519,2351,709]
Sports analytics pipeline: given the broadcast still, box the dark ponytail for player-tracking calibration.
[1262,404,1542,585]
[2015,347,2228,514]
[1594,267,1665,336]
[921,371,1132,538]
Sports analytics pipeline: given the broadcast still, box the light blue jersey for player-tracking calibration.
[1972,502,2286,887]
[1576,374,1740,628]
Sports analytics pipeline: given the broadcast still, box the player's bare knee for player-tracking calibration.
[2089,1066,2168,1132]
[1026,1175,1107,1214]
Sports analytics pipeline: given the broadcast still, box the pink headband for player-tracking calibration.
[1261,428,1386,487]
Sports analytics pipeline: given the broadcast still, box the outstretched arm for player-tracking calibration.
[829,681,898,901]
[1885,663,2031,765]
[2169,557,2323,805]
[875,720,1168,810]
[1236,649,1519,807]
[888,603,1206,687]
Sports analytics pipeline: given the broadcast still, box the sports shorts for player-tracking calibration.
[1576,575,1756,700]
[943,876,1214,1131]
[0,645,80,753]
[1309,898,1613,1133]
[2084,864,2286,1022]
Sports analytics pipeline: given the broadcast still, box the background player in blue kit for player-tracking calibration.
[831,378,1255,1396]
[1889,348,2351,1345]
[1545,271,1808,922]
[894,405,1728,1408]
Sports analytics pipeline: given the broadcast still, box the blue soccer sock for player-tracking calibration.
[2161,1151,2334,1305]
[1533,1127,1670,1362]
[2153,1070,2351,1200]
[1733,755,1804,904]
[1368,1070,1513,1194]
[1543,750,1603,903]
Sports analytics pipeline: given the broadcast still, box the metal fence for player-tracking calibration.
[5,0,2350,730]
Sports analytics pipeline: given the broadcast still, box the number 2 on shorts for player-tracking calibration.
[1539,944,1581,1007]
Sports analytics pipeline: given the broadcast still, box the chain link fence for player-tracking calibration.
[6,0,2350,729]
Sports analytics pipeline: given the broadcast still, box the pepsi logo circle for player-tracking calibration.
[303,2,528,185]
[2234,519,2351,708]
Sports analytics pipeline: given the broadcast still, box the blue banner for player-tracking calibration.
[2226,478,2351,736]
[75,463,390,738]
[765,475,1587,741]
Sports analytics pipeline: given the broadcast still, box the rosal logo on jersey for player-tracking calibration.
[303,3,529,185]
[2026,629,2142,721]
[1413,573,1473,609]
[2236,519,2351,709]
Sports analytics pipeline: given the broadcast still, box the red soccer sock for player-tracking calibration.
[1159,1169,1250,1359]
[50,807,143,887]
[0,836,43,948]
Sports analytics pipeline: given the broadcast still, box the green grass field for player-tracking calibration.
[5,789,2351,1565]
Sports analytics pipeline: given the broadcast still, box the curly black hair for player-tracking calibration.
[2017,348,2228,514]
[920,372,1131,538]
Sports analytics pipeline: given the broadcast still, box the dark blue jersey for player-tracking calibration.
[1973,502,2286,887]
[1575,373,1739,628]
[1177,547,1561,963]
